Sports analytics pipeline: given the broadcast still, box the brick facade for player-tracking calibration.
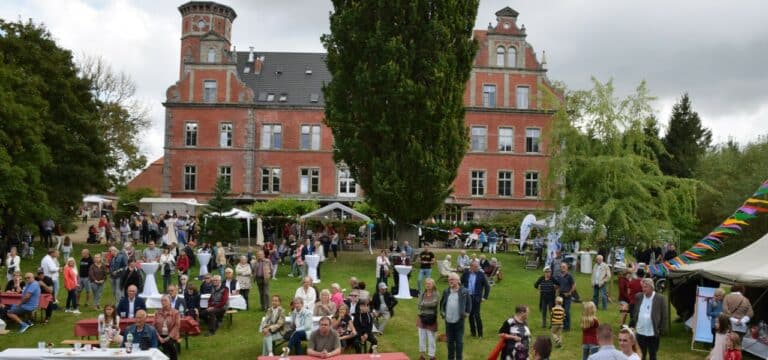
[153,2,559,220]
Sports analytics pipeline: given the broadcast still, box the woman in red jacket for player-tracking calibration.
[177,251,190,276]
[64,257,81,314]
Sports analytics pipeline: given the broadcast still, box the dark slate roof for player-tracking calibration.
[495,7,519,18]
[236,51,331,106]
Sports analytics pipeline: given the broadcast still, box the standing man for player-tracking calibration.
[417,244,435,293]
[591,255,611,311]
[631,278,667,360]
[461,260,490,338]
[109,246,128,304]
[440,272,471,360]
[252,250,272,311]
[121,259,143,297]
[142,241,161,262]
[392,250,411,293]
[587,324,628,360]
[554,262,575,331]
[487,228,499,254]
[41,218,54,248]
[40,249,60,301]
[534,266,557,328]
[77,249,93,309]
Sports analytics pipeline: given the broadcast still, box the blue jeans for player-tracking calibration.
[445,319,465,360]
[563,296,572,330]
[288,330,307,355]
[418,268,432,292]
[593,285,608,310]
[582,344,599,359]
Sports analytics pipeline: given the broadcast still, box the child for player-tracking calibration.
[580,301,599,360]
[353,301,378,353]
[707,314,731,360]
[551,296,565,347]
[725,332,742,360]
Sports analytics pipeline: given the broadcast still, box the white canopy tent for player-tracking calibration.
[206,208,256,246]
[668,232,768,287]
[300,202,372,253]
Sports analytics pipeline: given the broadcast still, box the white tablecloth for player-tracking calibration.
[140,294,185,309]
[0,348,169,360]
[200,293,247,310]
[196,253,211,278]
[743,337,768,359]
[139,263,160,298]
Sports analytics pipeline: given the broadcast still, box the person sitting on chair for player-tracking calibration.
[438,255,456,279]
[307,316,342,358]
[200,275,228,336]
[117,285,147,319]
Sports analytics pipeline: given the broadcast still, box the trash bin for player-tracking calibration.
[580,251,594,274]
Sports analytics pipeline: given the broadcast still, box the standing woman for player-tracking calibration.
[159,247,176,293]
[235,256,252,310]
[5,247,21,282]
[707,288,725,344]
[215,242,227,278]
[119,219,131,244]
[417,278,439,360]
[63,257,81,314]
[176,250,189,277]
[89,253,107,310]
[60,237,73,263]
[619,327,642,360]
[376,249,391,287]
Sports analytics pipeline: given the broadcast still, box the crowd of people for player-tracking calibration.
[0,217,760,360]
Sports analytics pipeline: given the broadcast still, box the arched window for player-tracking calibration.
[508,47,517,68]
[207,48,216,63]
[496,46,505,66]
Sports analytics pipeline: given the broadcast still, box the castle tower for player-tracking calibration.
[177,1,237,77]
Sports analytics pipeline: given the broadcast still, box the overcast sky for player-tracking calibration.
[3,0,767,164]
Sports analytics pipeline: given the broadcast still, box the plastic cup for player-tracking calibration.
[74,342,82,351]
[38,342,45,351]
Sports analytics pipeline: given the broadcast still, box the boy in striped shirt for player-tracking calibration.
[551,296,565,347]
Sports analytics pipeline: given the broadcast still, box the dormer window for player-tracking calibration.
[207,48,216,63]
[508,47,517,68]
[496,46,505,67]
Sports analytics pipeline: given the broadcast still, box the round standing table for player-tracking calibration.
[139,262,160,298]
[197,252,212,278]
[394,265,412,299]
[305,254,321,283]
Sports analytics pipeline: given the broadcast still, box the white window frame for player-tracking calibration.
[498,127,514,152]
[498,170,513,197]
[496,46,505,66]
[525,171,539,198]
[183,165,197,191]
[261,124,282,150]
[470,126,487,152]
[184,122,198,147]
[525,127,541,153]
[337,167,357,197]
[207,48,216,63]
[482,84,496,108]
[300,125,321,150]
[261,167,281,193]
[507,47,517,67]
[299,167,320,194]
[219,166,232,190]
[516,86,530,110]
[470,170,486,196]
[219,122,233,148]
[203,80,217,103]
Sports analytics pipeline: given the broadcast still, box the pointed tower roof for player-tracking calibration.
[495,7,519,18]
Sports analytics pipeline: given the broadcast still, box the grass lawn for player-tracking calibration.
[2,242,744,359]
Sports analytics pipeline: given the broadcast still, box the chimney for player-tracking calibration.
[253,55,264,75]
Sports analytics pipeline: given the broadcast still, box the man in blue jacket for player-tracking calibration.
[440,272,472,360]
[461,260,490,338]
[117,285,147,319]
[122,310,158,349]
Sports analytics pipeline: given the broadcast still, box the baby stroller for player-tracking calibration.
[21,230,34,259]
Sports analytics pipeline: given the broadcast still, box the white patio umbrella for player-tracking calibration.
[256,217,264,246]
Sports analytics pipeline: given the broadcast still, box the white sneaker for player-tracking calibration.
[71,309,81,315]
[64,309,72,313]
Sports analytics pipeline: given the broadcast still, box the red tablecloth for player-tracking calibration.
[0,292,53,310]
[258,353,408,360]
[74,316,201,337]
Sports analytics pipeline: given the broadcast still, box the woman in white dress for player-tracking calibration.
[618,327,641,360]
[5,247,21,282]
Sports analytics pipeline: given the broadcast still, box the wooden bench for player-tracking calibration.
[62,339,101,346]
[225,309,237,328]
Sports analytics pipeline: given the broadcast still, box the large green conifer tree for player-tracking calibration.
[321,0,479,223]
